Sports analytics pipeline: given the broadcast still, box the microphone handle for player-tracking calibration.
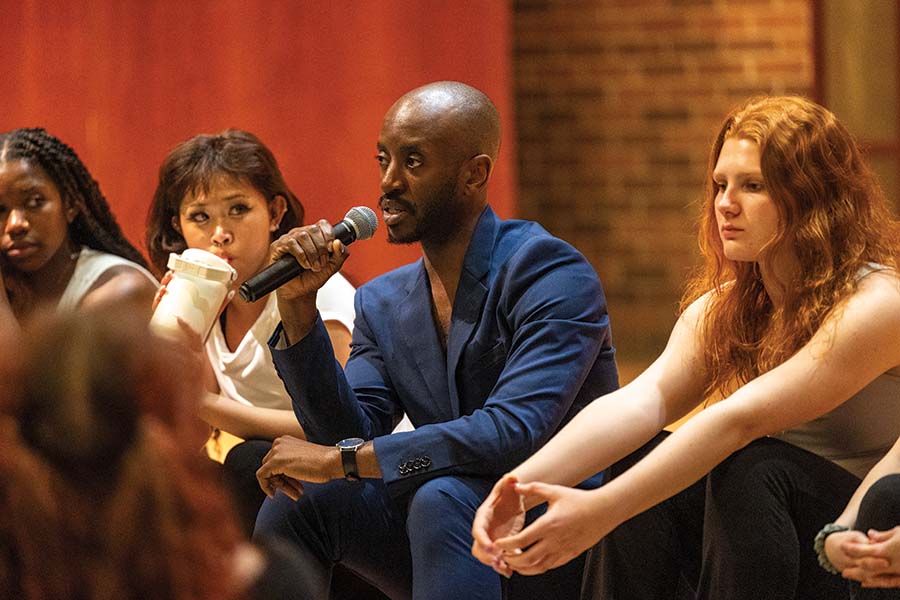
[238,220,357,302]
[239,255,302,302]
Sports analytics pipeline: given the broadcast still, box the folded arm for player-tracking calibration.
[604,271,900,532]
[826,436,900,582]
[477,271,900,574]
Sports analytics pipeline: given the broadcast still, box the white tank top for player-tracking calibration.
[204,272,356,410]
[57,247,157,313]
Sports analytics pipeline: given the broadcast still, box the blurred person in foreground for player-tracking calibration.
[0,307,310,600]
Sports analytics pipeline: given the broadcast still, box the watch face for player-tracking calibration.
[337,437,365,450]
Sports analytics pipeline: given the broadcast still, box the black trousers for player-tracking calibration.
[222,439,272,535]
[849,473,900,600]
[581,432,861,600]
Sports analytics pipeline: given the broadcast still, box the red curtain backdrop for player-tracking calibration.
[0,0,515,285]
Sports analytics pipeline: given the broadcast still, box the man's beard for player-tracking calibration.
[387,176,464,246]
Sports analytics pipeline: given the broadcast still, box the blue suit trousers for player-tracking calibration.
[255,475,502,600]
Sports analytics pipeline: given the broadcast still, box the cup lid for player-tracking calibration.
[166,249,237,284]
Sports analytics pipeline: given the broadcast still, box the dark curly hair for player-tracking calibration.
[146,129,305,276]
[0,128,148,268]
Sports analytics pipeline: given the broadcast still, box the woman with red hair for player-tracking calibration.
[472,96,900,599]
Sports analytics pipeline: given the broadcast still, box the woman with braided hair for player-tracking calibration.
[0,128,156,325]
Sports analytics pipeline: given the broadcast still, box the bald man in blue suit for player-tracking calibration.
[254,81,619,600]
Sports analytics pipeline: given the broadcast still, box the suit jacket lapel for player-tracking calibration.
[446,207,497,417]
[396,260,454,422]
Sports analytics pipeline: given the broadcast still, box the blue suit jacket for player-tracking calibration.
[271,206,619,497]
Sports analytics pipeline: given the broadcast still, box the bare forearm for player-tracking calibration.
[356,442,383,478]
[511,388,668,502]
[509,310,708,504]
[597,402,752,527]
[198,393,306,441]
[324,320,352,366]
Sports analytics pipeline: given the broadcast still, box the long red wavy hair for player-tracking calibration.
[682,96,900,398]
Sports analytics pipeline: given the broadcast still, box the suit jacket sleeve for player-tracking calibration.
[270,236,616,498]
[269,292,399,444]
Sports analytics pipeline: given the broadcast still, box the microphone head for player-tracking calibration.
[344,206,378,241]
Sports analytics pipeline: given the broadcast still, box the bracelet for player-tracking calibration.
[814,522,850,574]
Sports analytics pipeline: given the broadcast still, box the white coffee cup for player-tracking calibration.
[149,248,237,342]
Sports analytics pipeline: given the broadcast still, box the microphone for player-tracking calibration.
[239,206,378,302]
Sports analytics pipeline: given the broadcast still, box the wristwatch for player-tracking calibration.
[336,437,366,481]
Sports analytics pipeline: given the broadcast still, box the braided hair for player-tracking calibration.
[0,128,148,268]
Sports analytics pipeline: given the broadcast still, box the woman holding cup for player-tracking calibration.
[146,129,356,529]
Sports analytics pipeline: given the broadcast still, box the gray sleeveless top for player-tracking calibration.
[773,265,900,478]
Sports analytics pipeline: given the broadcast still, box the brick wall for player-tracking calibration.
[513,0,815,368]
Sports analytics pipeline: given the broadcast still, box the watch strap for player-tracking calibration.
[341,448,360,481]
[337,438,364,482]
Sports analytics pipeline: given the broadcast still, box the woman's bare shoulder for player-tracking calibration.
[679,287,721,329]
[853,267,900,307]
[81,266,157,313]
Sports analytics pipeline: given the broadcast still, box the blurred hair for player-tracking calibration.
[145,130,304,276]
[683,96,900,398]
[0,308,243,600]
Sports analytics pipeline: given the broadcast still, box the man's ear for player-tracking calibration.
[462,155,493,196]
[269,195,288,232]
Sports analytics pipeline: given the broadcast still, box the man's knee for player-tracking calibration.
[253,482,339,547]
[406,476,490,540]
[254,490,305,540]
